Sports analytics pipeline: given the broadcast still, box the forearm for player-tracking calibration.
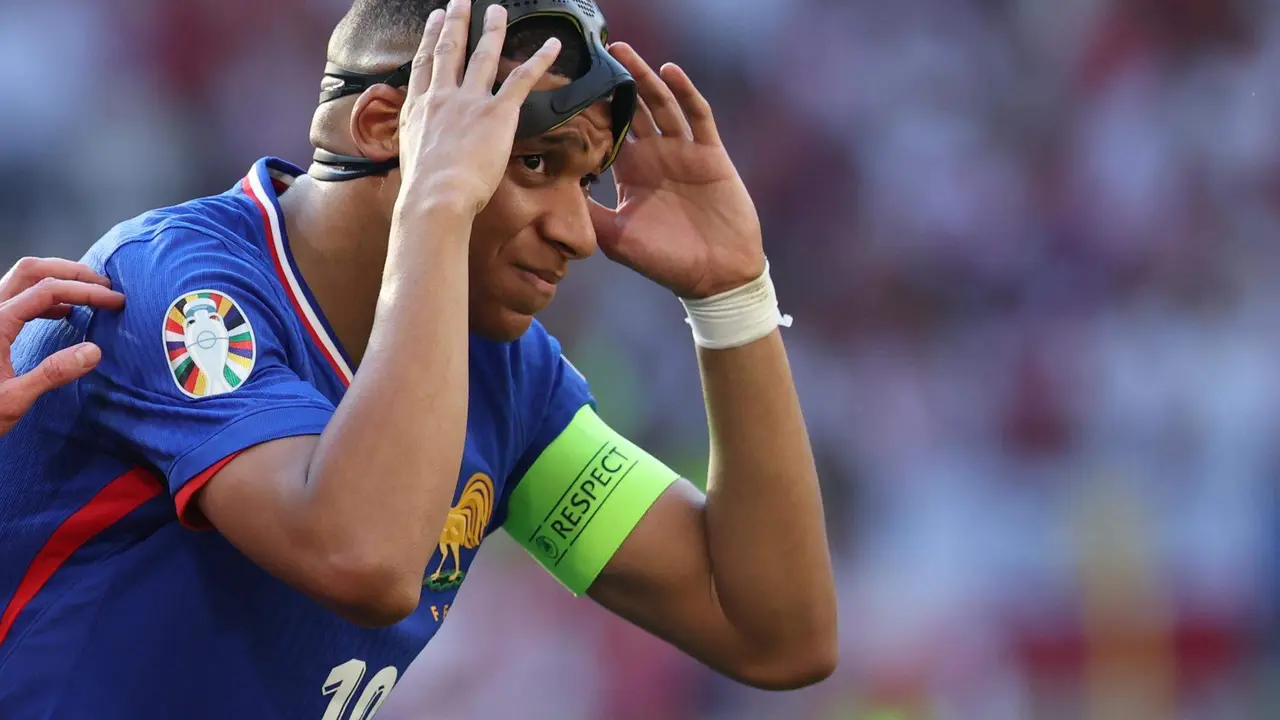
[304,199,473,574]
[700,330,836,650]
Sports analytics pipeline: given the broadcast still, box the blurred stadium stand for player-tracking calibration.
[2,0,1278,717]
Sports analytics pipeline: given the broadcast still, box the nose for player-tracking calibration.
[536,186,598,261]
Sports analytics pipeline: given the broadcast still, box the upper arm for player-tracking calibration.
[585,478,759,672]
[192,434,381,613]
[80,234,334,547]
[504,401,750,674]
[496,327,768,680]
[81,234,439,624]
[498,324,679,595]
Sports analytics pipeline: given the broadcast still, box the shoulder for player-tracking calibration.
[85,191,270,289]
[77,194,294,365]
[508,319,581,383]
[506,321,595,452]
[466,320,592,451]
[82,192,283,334]
[471,320,587,405]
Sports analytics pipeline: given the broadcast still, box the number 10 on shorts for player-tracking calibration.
[321,658,399,720]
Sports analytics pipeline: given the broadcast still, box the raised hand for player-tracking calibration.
[589,43,766,300]
[0,257,125,435]
[396,0,562,216]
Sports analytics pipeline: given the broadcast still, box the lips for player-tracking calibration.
[517,265,562,286]
[509,265,560,298]
[514,265,562,298]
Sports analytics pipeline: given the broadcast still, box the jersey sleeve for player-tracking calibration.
[78,230,336,527]
[501,323,679,596]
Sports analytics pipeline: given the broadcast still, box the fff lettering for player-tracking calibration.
[548,446,629,541]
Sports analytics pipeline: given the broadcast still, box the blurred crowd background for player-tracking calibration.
[3,0,1279,718]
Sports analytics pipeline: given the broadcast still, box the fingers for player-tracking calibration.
[588,198,622,248]
[628,96,659,139]
[495,38,562,106]
[37,305,73,321]
[609,43,691,139]
[0,265,120,426]
[0,278,125,327]
[463,4,509,92]
[408,7,448,97]
[588,199,643,270]
[431,0,474,90]
[1,343,101,416]
[660,63,721,146]
[0,258,113,303]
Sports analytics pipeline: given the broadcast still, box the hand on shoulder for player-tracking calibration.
[0,257,125,435]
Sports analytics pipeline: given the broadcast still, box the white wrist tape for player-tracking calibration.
[680,261,793,350]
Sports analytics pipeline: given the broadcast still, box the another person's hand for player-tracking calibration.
[0,257,125,435]
[395,0,563,216]
[589,44,766,300]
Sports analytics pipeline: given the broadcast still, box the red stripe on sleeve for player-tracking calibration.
[174,453,242,531]
[0,467,163,647]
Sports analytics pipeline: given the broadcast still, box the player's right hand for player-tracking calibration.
[395,0,562,216]
[0,257,125,436]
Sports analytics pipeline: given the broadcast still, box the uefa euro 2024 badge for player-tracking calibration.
[163,290,257,399]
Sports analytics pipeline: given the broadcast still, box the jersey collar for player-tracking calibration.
[241,158,356,387]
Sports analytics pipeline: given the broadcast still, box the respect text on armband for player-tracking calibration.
[527,443,636,565]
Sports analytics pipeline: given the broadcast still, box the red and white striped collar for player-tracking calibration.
[241,159,355,387]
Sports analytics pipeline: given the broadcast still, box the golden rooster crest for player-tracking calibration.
[424,473,494,591]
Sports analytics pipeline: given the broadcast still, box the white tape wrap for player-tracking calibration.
[680,261,793,350]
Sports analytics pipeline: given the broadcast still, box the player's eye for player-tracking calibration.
[518,155,548,175]
[186,319,195,326]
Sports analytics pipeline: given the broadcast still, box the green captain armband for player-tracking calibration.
[504,406,679,596]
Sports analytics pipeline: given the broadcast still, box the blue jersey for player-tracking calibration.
[0,158,593,719]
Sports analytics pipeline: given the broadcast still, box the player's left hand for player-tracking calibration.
[589,43,765,300]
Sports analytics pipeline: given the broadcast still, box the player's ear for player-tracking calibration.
[349,85,407,163]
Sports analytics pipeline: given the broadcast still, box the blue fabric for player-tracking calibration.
[0,158,595,719]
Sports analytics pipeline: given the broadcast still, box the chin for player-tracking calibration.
[471,305,536,343]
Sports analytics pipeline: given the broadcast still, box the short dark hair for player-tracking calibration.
[330,0,590,79]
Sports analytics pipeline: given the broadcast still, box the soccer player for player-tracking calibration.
[0,1,837,717]
[0,258,125,437]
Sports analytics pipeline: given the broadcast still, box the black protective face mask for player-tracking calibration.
[310,0,637,182]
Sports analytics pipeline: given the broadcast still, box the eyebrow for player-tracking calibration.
[524,131,590,154]
[518,130,613,175]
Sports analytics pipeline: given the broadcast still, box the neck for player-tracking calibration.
[277,174,392,367]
